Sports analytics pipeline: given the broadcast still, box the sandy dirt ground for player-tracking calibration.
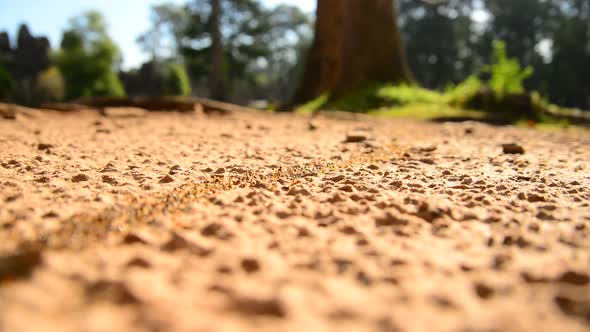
[0,108,589,332]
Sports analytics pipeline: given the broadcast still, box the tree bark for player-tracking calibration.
[292,0,413,105]
[209,0,225,100]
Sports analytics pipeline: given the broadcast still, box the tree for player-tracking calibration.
[292,0,413,105]
[120,61,167,97]
[539,0,590,109]
[55,11,125,99]
[0,32,13,99]
[12,24,51,81]
[120,60,192,97]
[0,64,13,99]
[138,1,310,101]
[0,25,52,104]
[481,0,550,67]
[35,67,65,102]
[398,0,476,89]
[137,4,190,61]
[182,0,266,100]
[0,32,10,57]
[476,0,590,110]
[179,0,310,101]
[164,63,192,96]
[209,0,226,100]
[245,4,313,101]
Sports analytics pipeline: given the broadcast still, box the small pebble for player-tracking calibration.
[72,174,89,183]
[502,143,525,154]
[344,132,368,143]
[159,174,175,184]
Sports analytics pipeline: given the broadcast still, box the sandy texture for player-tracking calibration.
[1,109,589,332]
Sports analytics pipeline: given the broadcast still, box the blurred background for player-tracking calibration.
[0,0,588,115]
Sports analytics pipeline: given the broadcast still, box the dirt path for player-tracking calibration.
[1,109,589,332]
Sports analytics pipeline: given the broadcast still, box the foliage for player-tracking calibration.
[299,83,451,113]
[398,0,477,89]
[164,63,192,96]
[328,85,385,112]
[0,0,584,113]
[369,102,583,130]
[294,38,557,126]
[0,64,13,98]
[369,103,488,121]
[540,7,590,109]
[55,10,125,99]
[443,41,533,108]
[120,60,170,96]
[0,24,51,104]
[378,84,447,105]
[487,41,533,98]
[176,0,311,100]
[373,77,482,110]
[11,24,51,81]
[396,0,590,110]
[137,4,190,61]
[90,71,125,97]
[444,75,483,106]
[369,41,535,113]
[295,94,329,114]
[35,66,65,102]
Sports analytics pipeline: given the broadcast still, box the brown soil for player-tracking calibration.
[1,108,589,332]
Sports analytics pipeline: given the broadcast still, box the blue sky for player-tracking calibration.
[0,0,315,69]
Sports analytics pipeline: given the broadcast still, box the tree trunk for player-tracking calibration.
[292,0,413,105]
[209,0,225,100]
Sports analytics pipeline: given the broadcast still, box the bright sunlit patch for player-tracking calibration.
[535,39,554,64]
[471,9,490,23]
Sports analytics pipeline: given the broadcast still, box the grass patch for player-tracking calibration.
[328,84,384,112]
[369,103,488,121]
[295,94,329,114]
[377,84,447,105]
[514,113,572,130]
[370,104,588,131]
[290,40,587,130]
